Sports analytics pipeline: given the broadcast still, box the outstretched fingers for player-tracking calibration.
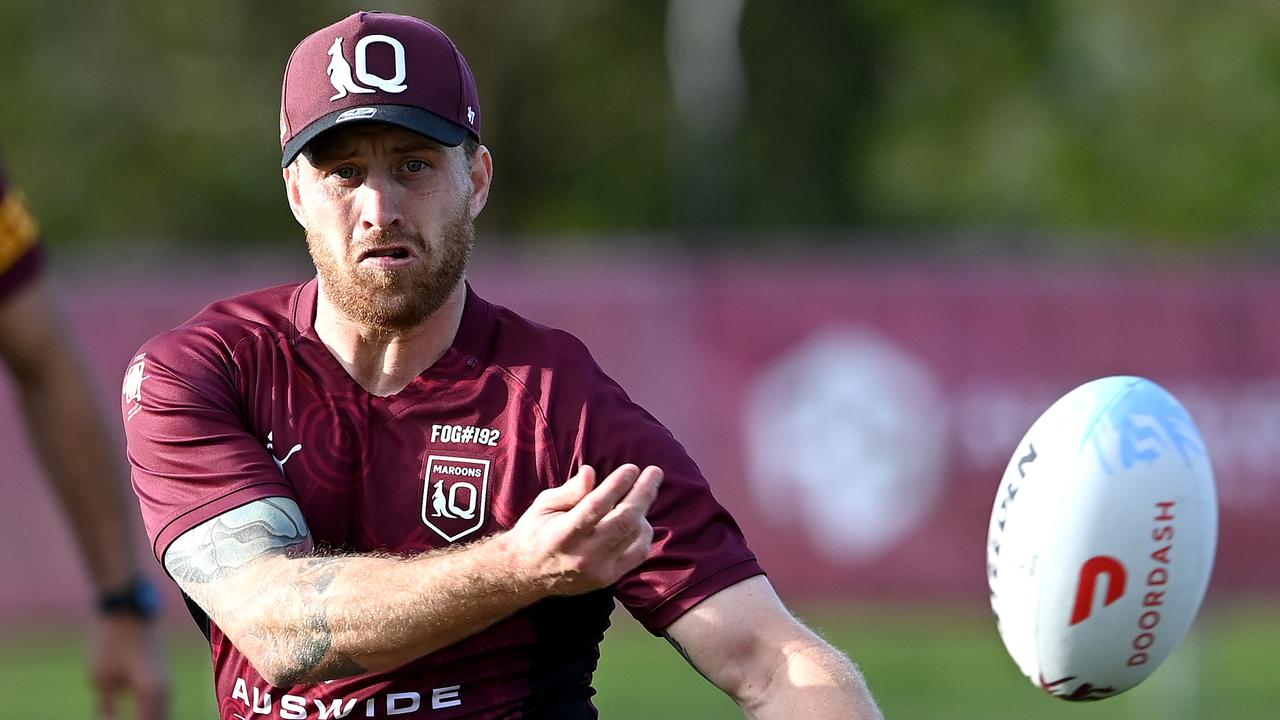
[610,465,663,518]
[534,465,598,512]
[510,463,667,595]
[597,465,662,550]
[566,463,642,526]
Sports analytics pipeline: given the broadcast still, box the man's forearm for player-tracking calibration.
[201,536,542,686]
[276,544,540,682]
[166,465,660,687]
[20,348,139,591]
[742,638,882,720]
[663,578,883,720]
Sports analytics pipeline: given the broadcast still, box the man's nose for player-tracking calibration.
[357,175,405,231]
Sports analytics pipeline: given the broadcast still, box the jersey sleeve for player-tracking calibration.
[0,160,46,302]
[122,326,294,567]
[555,338,764,633]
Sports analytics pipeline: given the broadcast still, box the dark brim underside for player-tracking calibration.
[281,104,470,168]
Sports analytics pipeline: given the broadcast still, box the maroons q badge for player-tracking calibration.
[421,455,490,542]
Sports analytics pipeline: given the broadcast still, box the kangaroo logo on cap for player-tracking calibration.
[327,34,408,101]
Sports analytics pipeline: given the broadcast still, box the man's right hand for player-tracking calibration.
[499,464,664,596]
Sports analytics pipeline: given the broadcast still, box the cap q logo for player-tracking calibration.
[421,456,490,542]
[327,34,408,101]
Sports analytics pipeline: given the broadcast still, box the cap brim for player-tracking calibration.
[281,104,470,168]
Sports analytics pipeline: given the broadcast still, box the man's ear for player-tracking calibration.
[467,145,493,220]
[283,162,308,229]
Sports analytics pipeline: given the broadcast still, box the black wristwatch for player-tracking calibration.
[98,577,160,620]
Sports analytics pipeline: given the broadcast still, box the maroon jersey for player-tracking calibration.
[123,280,763,720]
[0,157,46,301]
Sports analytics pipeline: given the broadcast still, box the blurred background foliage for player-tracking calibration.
[2,0,1280,252]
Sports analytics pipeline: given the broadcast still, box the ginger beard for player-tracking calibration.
[308,198,474,332]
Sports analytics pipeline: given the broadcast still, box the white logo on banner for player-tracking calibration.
[743,328,946,561]
[327,34,408,101]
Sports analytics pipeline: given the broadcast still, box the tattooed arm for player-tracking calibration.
[163,464,663,687]
[661,576,883,720]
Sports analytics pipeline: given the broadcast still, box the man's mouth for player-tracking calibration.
[357,244,419,268]
[359,246,413,261]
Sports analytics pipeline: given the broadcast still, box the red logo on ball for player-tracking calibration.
[1070,555,1127,625]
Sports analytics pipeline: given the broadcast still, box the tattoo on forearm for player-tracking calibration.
[664,632,713,684]
[268,611,366,686]
[164,497,371,683]
[277,555,368,683]
[307,558,343,594]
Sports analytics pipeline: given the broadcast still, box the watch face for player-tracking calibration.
[101,579,160,619]
[136,580,160,615]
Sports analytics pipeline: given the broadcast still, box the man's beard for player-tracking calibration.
[308,208,474,332]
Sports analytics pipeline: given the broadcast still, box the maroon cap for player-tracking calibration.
[280,11,481,168]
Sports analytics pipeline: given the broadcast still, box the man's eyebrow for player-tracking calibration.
[306,142,358,165]
[390,139,445,154]
[308,137,445,164]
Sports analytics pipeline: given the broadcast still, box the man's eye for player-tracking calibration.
[333,167,358,180]
[403,160,428,173]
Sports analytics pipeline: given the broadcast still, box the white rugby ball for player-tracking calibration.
[986,376,1217,701]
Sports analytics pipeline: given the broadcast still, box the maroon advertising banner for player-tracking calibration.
[0,256,1274,619]
[480,258,1278,603]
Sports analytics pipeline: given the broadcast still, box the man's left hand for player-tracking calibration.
[90,615,170,720]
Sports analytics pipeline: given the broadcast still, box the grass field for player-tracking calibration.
[1,601,1276,718]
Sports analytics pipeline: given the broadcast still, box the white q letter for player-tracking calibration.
[448,483,478,519]
[355,35,408,93]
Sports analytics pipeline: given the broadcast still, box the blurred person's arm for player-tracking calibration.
[0,275,169,719]
[663,575,883,720]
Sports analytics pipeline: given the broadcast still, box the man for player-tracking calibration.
[0,155,169,718]
[122,12,882,719]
